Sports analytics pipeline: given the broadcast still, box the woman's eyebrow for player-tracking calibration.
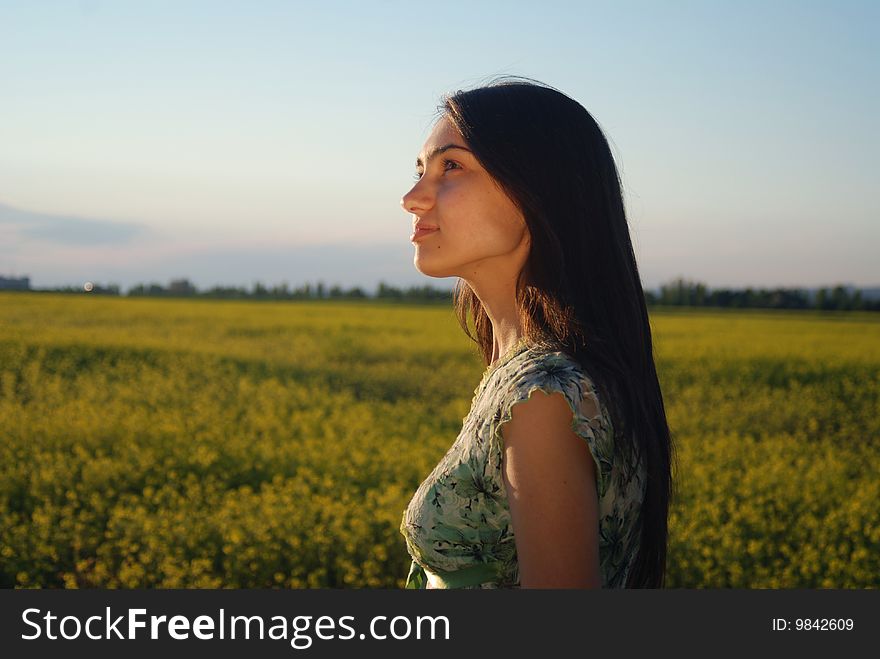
[415,143,472,169]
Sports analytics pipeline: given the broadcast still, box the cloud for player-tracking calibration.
[0,201,150,246]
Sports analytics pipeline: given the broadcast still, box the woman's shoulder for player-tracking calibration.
[481,338,608,427]
[505,339,599,398]
[480,337,616,499]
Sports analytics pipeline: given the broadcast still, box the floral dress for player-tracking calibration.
[399,336,647,588]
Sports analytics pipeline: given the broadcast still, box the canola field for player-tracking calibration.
[1,292,878,588]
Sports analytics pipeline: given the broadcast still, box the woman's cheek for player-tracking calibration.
[440,181,470,206]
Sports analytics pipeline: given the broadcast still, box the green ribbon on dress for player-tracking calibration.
[405,558,506,589]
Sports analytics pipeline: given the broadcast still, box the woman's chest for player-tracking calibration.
[404,411,505,526]
[400,406,518,571]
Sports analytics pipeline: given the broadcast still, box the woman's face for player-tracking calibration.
[400,115,530,282]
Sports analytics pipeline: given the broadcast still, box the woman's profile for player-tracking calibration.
[398,76,675,589]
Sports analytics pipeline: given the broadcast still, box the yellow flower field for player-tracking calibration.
[1,292,877,588]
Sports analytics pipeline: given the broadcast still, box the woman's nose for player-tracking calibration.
[401,180,431,215]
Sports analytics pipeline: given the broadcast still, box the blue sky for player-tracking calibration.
[1,0,877,291]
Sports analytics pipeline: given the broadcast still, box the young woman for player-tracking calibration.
[398,76,676,588]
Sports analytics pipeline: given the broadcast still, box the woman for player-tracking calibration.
[398,76,676,588]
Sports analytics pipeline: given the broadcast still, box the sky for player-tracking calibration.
[0,0,877,292]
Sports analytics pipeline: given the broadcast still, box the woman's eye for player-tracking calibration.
[413,160,461,181]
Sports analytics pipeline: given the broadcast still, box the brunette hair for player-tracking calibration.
[441,75,677,587]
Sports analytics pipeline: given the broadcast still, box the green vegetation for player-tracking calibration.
[1,292,877,588]
[9,275,877,311]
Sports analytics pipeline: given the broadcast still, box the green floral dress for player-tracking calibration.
[399,336,647,589]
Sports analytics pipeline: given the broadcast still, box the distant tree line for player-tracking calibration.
[9,276,880,311]
[648,277,878,311]
[124,279,452,303]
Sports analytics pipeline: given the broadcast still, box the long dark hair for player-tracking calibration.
[442,75,677,588]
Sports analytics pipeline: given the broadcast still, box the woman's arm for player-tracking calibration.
[500,389,601,588]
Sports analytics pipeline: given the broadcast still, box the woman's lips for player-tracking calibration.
[410,227,439,242]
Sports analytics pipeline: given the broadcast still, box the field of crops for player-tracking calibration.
[1,292,878,588]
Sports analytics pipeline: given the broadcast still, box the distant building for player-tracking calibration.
[0,276,30,290]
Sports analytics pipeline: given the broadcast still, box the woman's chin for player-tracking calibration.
[413,254,453,279]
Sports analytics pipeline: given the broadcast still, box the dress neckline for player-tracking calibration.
[474,335,532,395]
[489,335,531,371]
